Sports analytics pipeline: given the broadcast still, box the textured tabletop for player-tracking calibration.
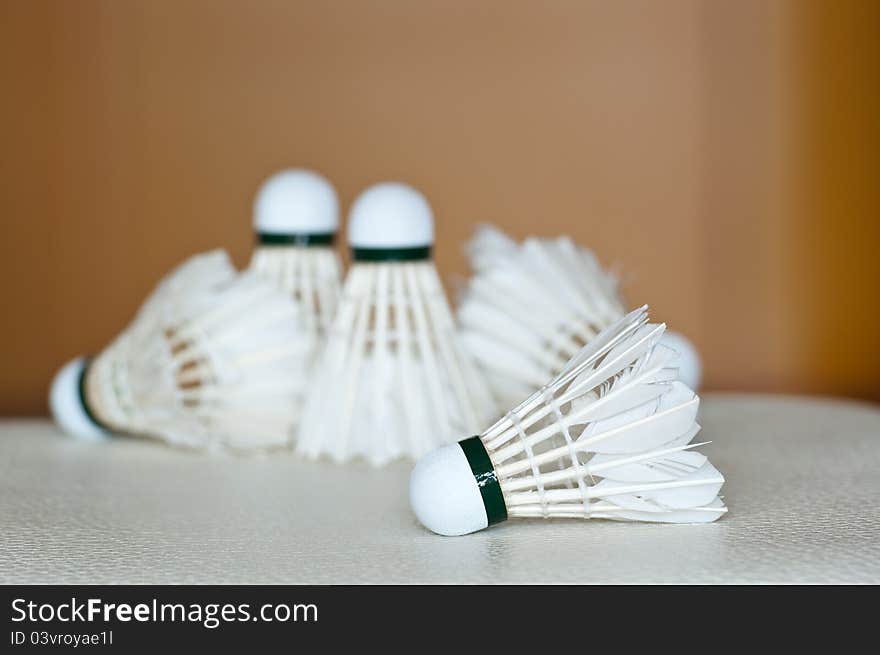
[1,394,879,584]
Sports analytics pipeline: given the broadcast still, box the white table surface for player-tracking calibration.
[1,394,879,584]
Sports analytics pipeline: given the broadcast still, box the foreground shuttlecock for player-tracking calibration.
[297,182,495,465]
[49,250,309,450]
[248,169,343,343]
[411,306,725,536]
[458,225,702,409]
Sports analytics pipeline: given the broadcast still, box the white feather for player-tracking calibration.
[248,244,342,352]
[595,498,727,524]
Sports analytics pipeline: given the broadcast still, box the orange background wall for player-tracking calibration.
[1,0,878,415]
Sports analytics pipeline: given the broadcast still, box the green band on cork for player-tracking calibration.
[257,232,336,247]
[351,246,432,262]
[77,359,108,432]
[459,436,508,526]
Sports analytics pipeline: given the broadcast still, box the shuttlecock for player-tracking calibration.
[249,169,343,342]
[297,182,496,466]
[410,306,725,536]
[458,225,702,409]
[49,250,310,450]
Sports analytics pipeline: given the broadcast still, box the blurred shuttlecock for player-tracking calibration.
[410,306,725,536]
[249,169,343,343]
[49,250,309,450]
[458,225,702,410]
[297,182,495,465]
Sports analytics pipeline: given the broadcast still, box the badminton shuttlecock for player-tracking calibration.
[297,182,496,465]
[49,250,309,450]
[458,225,702,409]
[248,169,343,342]
[410,306,725,536]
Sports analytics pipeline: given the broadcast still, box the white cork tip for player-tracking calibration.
[48,357,108,440]
[253,169,339,234]
[410,443,488,536]
[348,182,434,249]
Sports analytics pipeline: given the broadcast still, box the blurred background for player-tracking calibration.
[1,0,878,415]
